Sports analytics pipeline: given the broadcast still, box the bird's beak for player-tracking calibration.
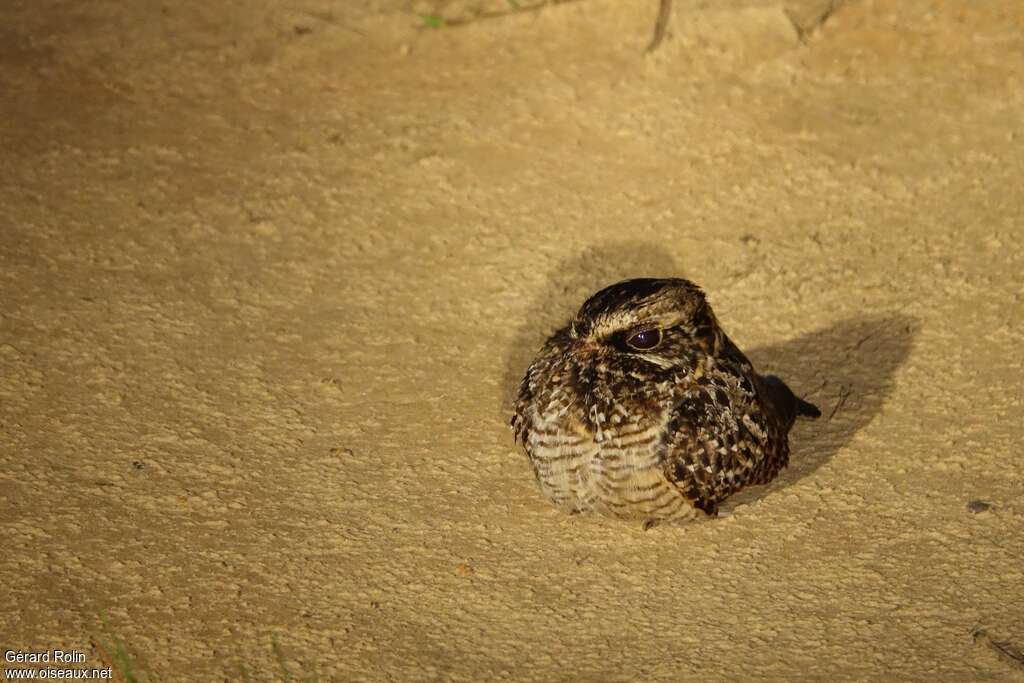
[571,337,601,356]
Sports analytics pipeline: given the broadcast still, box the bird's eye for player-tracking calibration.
[626,328,662,351]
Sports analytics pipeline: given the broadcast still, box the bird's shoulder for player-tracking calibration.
[660,359,784,514]
[511,325,572,444]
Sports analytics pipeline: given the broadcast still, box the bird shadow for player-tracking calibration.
[725,311,917,508]
[498,242,918,502]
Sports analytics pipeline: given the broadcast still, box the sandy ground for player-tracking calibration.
[2,0,1023,680]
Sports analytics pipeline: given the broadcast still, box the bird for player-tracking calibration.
[511,277,820,527]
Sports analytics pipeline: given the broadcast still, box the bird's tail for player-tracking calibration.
[762,374,821,428]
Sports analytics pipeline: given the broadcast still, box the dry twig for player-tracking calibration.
[827,384,853,421]
[972,628,1024,672]
[645,0,673,53]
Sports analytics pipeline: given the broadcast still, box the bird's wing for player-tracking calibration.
[511,326,571,445]
[510,370,535,445]
[661,372,787,516]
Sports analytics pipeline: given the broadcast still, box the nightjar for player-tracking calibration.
[511,278,819,526]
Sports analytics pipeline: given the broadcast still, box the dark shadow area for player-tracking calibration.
[498,241,679,422]
[735,313,918,501]
[499,243,917,501]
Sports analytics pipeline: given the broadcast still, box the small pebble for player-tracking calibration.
[966,500,992,513]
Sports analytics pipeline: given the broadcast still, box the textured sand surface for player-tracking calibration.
[2,1,1023,680]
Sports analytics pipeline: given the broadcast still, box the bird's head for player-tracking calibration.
[568,278,719,369]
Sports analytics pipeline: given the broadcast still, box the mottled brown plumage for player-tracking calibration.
[511,278,819,526]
